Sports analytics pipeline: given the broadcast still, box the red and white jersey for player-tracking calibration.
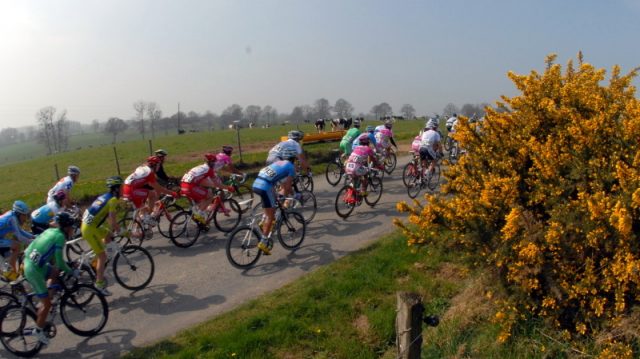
[124,165,156,189]
[181,163,215,185]
[213,153,232,171]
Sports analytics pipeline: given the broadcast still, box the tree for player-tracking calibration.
[146,102,162,138]
[334,98,354,118]
[289,106,305,125]
[370,102,393,119]
[35,106,69,154]
[400,104,416,120]
[0,128,19,146]
[314,98,332,119]
[396,54,640,353]
[261,105,277,126]
[442,103,459,117]
[104,117,128,144]
[244,105,262,124]
[133,100,147,139]
[91,119,101,133]
[221,104,243,128]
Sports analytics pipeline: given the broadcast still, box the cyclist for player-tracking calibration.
[154,149,171,187]
[374,120,398,156]
[23,212,78,345]
[180,153,223,223]
[31,190,67,235]
[46,165,80,206]
[81,176,127,296]
[339,119,361,158]
[0,200,35,280]
[352,125,377,151]
[345,134,382,197]
[419,119,443,178]
[123,156,177,226]
[446,113,458,133]
[252,148,297,255]
[266,130,310,174]
[214,145,245,183]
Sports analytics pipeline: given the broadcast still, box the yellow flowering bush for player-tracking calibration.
[396,54,640,350]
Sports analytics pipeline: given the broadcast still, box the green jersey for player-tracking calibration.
[341,128,361,146]
[24,227,72,273]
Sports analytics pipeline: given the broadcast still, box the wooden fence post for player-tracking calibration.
[113,147,121,176]
[148,139,153,156]
[54,163,60,180]
[396,291,424,359]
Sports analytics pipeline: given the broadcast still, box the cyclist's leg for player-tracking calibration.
[81,223,108,285]
[23,262,52,330]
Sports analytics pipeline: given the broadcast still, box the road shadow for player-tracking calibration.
[27,329,136,359]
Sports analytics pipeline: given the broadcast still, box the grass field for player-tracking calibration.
[0,120,426,210]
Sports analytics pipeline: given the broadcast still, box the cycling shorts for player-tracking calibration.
[253,187,276,209]
[180,183,210,202]
[345,162,368,177]
[23,261,52,298]
[419,147,437,162]
[81,222,107,255]
[123,185,149,209]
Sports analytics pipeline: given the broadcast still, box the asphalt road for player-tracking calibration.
[5,156,419,359]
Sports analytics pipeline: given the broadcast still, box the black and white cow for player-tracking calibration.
[315,119,326,132]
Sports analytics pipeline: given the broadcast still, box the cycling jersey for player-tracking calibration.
[266,140,303,164]
[339,128,361,156]
[420,129,441,161]
[31,201,62,226]
[123,165,157,208]
[375,128,393,149]
[81,192,122,255]
[46,176,73,203]
[214,153,232,172]
[446,116,458,131]
[411,135,422,152]
[252,161,295,209]
[0,211,35,249]
[180,163,216,202]
[352,133,377,150]
[345,146,376,177]
[23,228,72,298]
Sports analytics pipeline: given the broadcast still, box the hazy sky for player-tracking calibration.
[1,0,639,128]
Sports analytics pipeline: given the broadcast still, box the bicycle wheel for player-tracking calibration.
[335,186,356,219]
[384,153,397,174]
[365,176,383,207]
[276,211,306,249]
[112,245,155,290]
[0,305,43,357]
[325,161,343,187]
[213,198,242,233]
[299,175,314,192]
[448,143,458,164]
[226,226,262,269]
[60,284,109,337]
[402,162,418,188]
[234,184,254,214]
[65,240,89,263]
[117,216,145,247]
[407,175,422,199]
[169,211,201,248]
[427,164,441,191]
[157,204,184,238]
[443,136,452,151]
[296,190,317,224]
[0,291,17,311]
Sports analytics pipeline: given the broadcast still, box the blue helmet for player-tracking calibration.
[12,200,30,215]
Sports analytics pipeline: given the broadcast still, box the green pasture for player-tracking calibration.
[0,120,425,210]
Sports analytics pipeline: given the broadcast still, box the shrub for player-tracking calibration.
[396,54,640,354]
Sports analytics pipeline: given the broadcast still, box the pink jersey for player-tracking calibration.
[375,128,393,147]
[214,153,232,171]
[345,146,375,176]
[124,165,156,189]
[411,135,421,152]
[181,164,215,185]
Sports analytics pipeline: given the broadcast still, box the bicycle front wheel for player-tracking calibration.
[384,153,397,174]
[427,164,441,191]
[157,204,184,239]
[0,291,18,312]
[325,161,343,187]
[169,211,201,248]
[0,305,43,357]
[407,175,422,199]
[213,198,242,233]
[113,245,155,290]
[335,186,356,219]
[296,190,317,224]
[277,211,306,249]
[60,284,109,337]
[117,216,145,247]
[299,175,314,192]
[226,226,262,269]
[365,176,383,207]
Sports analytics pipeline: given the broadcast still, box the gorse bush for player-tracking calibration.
[396,54,640,356]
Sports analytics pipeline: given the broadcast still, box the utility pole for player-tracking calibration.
[177,102,181,132]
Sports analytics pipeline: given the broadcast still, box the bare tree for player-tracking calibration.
[146,102,162,138]
[442,103,459,117]
[334,98,354,118]
[244,105,262,125]
[0,128,19,146]
[133,100,147,139]
[104,117,128,144]
[35,106,69,154]
[260,105,277,126]
[91,119,101,133]
[400,104,416,120]
[370,102,393,120]
[221,104,243,128]
[289,106,305,125]
[314,98,332,119]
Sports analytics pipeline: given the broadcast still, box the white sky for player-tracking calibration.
[1,0,639,128]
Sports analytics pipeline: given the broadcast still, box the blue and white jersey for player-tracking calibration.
[266,139,303,164]
[352,132,377,150]
[31,202,62,225]
[0,211,35,248]
[46,176,74,203]
[252,161,296,191]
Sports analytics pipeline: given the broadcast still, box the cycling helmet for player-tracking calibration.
[288,130,304,141]
[384,121,393,129]
[366,125,375,132]
[106,176,123,189]
[55,212,75,229]
[67,165,81,175]
[353,119,361,128]
[154,149,168,157]
[147,156,161,166]
[426,119,439,129]
[12,200,29,215]
[357,133,370,145]
[205,153,217,162]
[53,190,67,202]
[280,148,298,161]
[222,145,233,155]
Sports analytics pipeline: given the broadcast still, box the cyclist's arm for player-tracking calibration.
[390,136,397,148]
[297,153,310,173]
[148,180,175,196]
[156,165,169,182]
[10,217,35,242]
[54,237,72,273]
[280,176,294,196]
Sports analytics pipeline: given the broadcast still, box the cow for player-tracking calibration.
[315,119,326,133]
[330,118,349,131]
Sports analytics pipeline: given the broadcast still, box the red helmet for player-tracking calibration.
[205,153,217,162]
[222,145,233,155]
[53,190,67,202]
[147,156,161,166]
